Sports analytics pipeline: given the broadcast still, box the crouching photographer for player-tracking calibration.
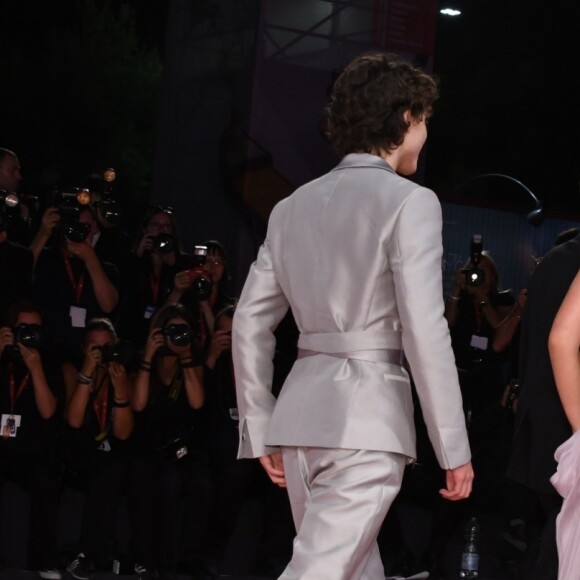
[127,302,212,579]
[0,300,64,579]
[62,318,134,579]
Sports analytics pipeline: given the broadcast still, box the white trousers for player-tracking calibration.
[279,446,406,580]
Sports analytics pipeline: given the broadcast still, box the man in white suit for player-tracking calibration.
[232,52,473,580]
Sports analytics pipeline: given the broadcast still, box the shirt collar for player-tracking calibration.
[332,153,396,174]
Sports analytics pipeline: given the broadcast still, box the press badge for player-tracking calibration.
[1,414,21,438]
[470,335,488,350]
[70,305,87,328]
[144,305,157,320]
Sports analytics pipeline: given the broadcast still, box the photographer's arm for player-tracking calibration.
[65,347,98,428]
[73,242,118,313]
[19,345,57,419]
[109,362,134,440]
[165,270,191,305]
[133,330,162,412]
[444,270,464,328]
[29,207,59,265]
[181,352,204,409]
[492,289,526,353]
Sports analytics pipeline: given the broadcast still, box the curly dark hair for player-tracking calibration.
[324,52,438,157]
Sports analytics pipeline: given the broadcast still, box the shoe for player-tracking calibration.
[66,553,96,580]
[135,562,159,578]
[37,570,62,580]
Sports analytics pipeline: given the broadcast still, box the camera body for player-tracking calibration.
[51,188,92,243]
[153,232,175,254]
[162,323,192,348]
[189,245,212,301]
[98,340,134,365]
[3,323,44,361]
[463,234,485,287]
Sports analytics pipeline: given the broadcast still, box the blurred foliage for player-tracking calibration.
[0,0,163,214]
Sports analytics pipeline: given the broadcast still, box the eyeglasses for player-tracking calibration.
[205,258,225,268]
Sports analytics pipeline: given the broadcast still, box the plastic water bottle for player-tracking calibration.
[459,516,480,578]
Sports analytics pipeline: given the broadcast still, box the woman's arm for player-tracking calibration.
[65,345,99,428]
[549,270,580,431]
[19,345,57,419]
[108,362,134,440]
[132,329,163,412]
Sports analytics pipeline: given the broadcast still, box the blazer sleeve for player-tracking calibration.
[232,238,290,458]
[391,186,471,470]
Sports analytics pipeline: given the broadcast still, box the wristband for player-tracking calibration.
[449,295,460,302]
[113,400,130,408]
[78,372,93,385]
[139,364,152,372]
[181,362,196,368]
[479,300,488,308]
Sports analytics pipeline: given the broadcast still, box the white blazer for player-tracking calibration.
[232,153,471,470]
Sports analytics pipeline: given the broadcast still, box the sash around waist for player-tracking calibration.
[297,348,403,365]
[297,329,402,353]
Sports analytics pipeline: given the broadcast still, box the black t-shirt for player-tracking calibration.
[33,247,119,364]
[132,358,207,460]
[0,351,64,455]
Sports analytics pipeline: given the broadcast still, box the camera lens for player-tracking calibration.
[154,233,175,254]
[14,324,43,349]
[163,323,192,347]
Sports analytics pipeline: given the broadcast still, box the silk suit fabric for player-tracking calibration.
[232,152,470,469]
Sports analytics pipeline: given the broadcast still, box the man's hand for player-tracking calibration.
[440,461,474,501]
[259,452,286,488]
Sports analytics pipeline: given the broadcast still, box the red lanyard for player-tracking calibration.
[8,364,31,413]
[92,372,110,435]
[150,272,160,304]
[63,255,86,304]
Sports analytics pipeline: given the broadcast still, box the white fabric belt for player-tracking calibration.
[297,348,404,365]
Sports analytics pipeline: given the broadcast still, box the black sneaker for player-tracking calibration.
[66,553,96,580]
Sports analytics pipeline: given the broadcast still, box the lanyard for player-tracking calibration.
[63,255,86,304]
[8,364,31,413]
[92,371,110,436]
[150,272,160,304]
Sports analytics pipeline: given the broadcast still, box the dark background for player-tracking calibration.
[1,0,578,239]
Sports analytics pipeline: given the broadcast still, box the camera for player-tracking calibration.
[159,436,189,462]
[50,188,92,242]
[153,233,175,254]
[463,234,485,287]
[3,323,44,361]
[93,168,122,226]
[162,323,192,347]
[99,340,134,365]
[189,245,212,301]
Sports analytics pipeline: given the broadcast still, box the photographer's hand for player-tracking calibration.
[29,207,60,264]
[81,343,101,378]
[0,327,14,359]
[134,330,163,412]
[174,270,193,292]
[206,329,232,369]
[108,362,130,401]
[17,343,57,419]
[136,234,154,257]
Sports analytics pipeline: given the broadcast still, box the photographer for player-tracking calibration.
[115,206,189,350]
[127,302,211,578]
[445,249,515,418]
[31,205,119,364]
[166,239,236,348]
[62,317,133,579]
[0,300,63,579]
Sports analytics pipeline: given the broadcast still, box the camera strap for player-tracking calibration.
[150,272,160,303]
[63,254,86,304]
[92,372,110,437]
[8,363,30,413]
